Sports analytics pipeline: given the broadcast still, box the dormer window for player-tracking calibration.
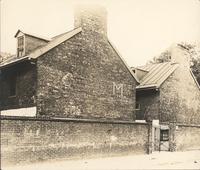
[17,36,24,57]
[15,29,50,57]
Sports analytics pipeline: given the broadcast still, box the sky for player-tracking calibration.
[0,0,200,67]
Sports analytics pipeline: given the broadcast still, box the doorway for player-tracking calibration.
[152,120,170,151]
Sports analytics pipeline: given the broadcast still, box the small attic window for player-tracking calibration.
[17,36,24,57]
[18,36,24,46]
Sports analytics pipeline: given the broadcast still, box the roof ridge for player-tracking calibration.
[52,28,80,39]
[15,29,51,42]
[29,27,82,59]
[137,61,172,71]
[133,67,149,72]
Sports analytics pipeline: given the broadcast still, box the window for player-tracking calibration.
[136,103,140,110]
[17,36,24,57]
[18,36,24,47]
[9,75,17,97]
[160,129,169,141]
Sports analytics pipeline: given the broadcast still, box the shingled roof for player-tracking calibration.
[135,62,179,90]
[0,27,82,69]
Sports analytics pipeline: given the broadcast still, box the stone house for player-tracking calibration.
[133,44,200,124]
[132,44,200,151]
[1,6,152,165]
[0,5,139,121]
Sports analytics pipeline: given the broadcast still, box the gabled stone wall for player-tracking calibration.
[160,66,200,124]
[36,31,137,120]
[36,5,137,120]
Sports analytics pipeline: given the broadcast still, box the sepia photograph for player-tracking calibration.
[0,0,200,169]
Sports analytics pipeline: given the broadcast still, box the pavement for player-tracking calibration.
[3,150,200,170]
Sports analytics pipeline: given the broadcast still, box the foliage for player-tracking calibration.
[191,56,200,85]
[149,42,200,85]
[0,52,13,63]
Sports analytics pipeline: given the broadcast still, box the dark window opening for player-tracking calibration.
[17,36,24,57]
[18,36,24,47]
[9,75,17,97]
[136,103,140,110]
[160,129,169,141]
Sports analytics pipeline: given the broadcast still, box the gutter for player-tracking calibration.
[136,85,159,92]
[0,56,33,70]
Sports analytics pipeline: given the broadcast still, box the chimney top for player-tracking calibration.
[74,4,107,36]
[170,44,191,68]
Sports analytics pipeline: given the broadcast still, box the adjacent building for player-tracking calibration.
[133,44,200,151]
[133,44,200,124]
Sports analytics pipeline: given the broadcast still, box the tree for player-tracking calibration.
[0,52,13,63]
[149,50,171,64]
[191,57,200,85]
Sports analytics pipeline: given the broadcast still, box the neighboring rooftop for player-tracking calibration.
[135,62,179,90]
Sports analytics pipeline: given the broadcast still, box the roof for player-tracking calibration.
[134,67,149,72]
[0,27,82,69]
[29,27,82,59]
[14,29,51,42]
[1,27,139,84]
[135,62,179,90]
[0,55,29,69]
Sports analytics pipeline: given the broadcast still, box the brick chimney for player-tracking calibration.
[170,44,191,68]
[74,4,107,36]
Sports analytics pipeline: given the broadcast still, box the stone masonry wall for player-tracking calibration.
[169,124,200,151]
[1,118,150,166]
[0,61,36,110]
[36,31,137,120]
[160,66,200,124]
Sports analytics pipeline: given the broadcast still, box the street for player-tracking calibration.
[3,150,200,170]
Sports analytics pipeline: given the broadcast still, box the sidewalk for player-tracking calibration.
[3,150,200,170]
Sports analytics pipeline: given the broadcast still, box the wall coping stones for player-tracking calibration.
[0,116,148,125]
[176,123,200,128]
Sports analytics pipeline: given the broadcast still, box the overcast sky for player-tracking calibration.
[1,0,200,66]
